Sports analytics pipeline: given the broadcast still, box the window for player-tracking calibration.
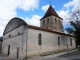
[55,18,57,23]
[18,32,20,35]
[9,34,11,38]
[43,20,45,25]
[47,18,49,23]
[58,37,60,45]
[59,20,60,24]
[38,34,42,45]
[70,39,72,46]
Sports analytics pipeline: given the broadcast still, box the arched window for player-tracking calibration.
[38,34,42,45]
[58,37,60,45]
[47,18,49,23]
[55,18,57,23]
[58,20,60,24]
[70,39,72,46]
[9,34,11,38]
[18,32,20,35]
[43,20,45,25]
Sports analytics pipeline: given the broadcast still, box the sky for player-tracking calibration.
[0,0,80,36]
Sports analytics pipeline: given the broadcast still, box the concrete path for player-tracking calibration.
[28,50,78,60]
[0,53,18,60]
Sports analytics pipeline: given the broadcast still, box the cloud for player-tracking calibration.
[20,0,39,11]
[0,0,39,36]
[0,26,5,36]
[25,15,41,26]
[42,4,54,12]
[57,10,69,19]
[0,0,39,20]
[57,10,70,25]
[57,0,80,26]
[63,0,80,8]
[63,0,80,11]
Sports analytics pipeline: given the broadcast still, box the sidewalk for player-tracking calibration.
[0,53,18,60]
[0,50,77,60]
[27,49,77,60]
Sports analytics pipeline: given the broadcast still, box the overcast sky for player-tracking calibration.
[0,0,80,36]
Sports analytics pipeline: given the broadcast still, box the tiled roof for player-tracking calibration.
[27,24,73,37]
[41,5,62,20]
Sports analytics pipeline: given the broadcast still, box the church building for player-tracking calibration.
[2,5,75,59]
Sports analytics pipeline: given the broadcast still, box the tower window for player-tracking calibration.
[9,34,11,38]
[59,20,60,24]
[43,20,45,25]
[18,32,20,35]
[55,18,57,23]
[70,39,72,46]
[38,34,42,45]
[58,37,60,45]
[47,18,49,23]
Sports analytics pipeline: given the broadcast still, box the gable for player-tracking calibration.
[3,17,27,35]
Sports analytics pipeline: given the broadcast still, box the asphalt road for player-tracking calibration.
[0,53,18,60]
[0,50,80,60]
[28,51,80,60]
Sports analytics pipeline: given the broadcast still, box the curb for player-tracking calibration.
[28,49,77,60]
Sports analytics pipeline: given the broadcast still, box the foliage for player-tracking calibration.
[66,9,80,46]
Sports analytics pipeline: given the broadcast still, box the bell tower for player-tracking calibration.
[40,5,64,33]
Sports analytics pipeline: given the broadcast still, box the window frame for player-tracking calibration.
[47,18,49,23]
[70,39,72,46]
[38,34,42,45]
[58,20,60,24]
[58,37,60,46]
[43,20,45,25]
[9,34,11,38]
[55,18,57,23]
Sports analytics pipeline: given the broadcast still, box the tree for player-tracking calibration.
[66,9,80,48]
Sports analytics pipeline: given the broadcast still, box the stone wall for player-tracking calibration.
[40,16,64,32]
[3,25,76,59]
[27,28,75,57]
[2,25,27,59]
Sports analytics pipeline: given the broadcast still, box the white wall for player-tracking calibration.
[3,25,76,58]
[27,28,75,57]
[3,25,27,59]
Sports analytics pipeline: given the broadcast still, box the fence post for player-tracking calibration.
[8,45,10,55]
[16,47,19,59]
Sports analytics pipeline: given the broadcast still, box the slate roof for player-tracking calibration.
[41,5,62,20]
[3,17,27,35]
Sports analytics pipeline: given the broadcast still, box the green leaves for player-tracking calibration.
[66,20,80,45]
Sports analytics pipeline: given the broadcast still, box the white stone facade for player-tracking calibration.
[3,25,76,59]
[3,25,27,59]
[27,28,75,57]
[2,5,76,59]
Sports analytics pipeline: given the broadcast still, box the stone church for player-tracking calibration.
[2,5,75,59]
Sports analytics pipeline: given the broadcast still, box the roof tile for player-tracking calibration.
[41,5,62,20]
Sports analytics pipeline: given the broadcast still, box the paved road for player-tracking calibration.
[28,51,80,60]
[0,53,18,60]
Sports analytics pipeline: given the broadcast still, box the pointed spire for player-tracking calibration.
[41,5,62,20]
[50,1,51,5]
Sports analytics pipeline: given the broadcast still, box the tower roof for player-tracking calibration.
[41,5,62,20]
